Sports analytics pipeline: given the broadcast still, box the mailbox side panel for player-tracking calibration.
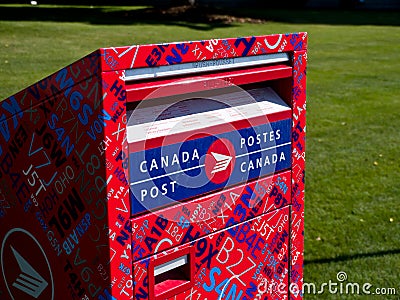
[0,68,99,299]
[289,50,307,300]
[0,54,133,300]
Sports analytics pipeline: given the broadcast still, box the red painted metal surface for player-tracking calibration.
[126,64,293,101]
[0,33,307,300]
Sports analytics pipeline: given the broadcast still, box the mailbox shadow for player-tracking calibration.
[0,5,239,30]
[0,5,399,28]
[240,7,400,26]
[305,248,400,265]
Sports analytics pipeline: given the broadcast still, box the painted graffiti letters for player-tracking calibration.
[0,33,306,300]
[48,187,86,239]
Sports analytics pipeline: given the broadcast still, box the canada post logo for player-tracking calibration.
[129,119,291,215]
[204,138,235,184]
[1,228,54,300]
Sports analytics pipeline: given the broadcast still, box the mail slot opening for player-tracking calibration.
[240,77,293,107]
[154,254,192,298]
[125,53,293,102]
[125,75,293,116]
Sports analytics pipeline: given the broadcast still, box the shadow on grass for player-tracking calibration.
[0,4,399,29]
[305,248,400,265]
[0,5,237,31]
[240,8,400,26]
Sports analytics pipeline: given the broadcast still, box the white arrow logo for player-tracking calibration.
[11,246,48,298]
[211,152,233,174]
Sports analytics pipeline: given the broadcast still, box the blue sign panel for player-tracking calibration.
[129,118,291,215]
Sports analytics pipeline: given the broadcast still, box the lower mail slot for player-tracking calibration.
[133,206,290,299]
[150,246,195,299]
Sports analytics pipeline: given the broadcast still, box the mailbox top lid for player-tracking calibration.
[2,33,307,111]
[99,32,308,72]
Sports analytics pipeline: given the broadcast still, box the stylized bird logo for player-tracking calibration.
[210,152,233,174]
[11,246,48,298]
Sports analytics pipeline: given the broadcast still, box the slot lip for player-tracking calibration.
[124,53,290,82]
[154,255,188,277]
[148,245,195,300]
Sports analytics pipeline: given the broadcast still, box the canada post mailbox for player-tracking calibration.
[0,33,306,300]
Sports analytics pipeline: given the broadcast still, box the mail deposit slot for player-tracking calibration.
[0,33,307,300]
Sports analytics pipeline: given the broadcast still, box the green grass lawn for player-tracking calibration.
[1,4,400,299]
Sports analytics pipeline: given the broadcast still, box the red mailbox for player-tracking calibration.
[0,33,306,300]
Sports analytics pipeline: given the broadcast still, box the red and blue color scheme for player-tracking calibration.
[0,32,306,300]
[129,119,291,215]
